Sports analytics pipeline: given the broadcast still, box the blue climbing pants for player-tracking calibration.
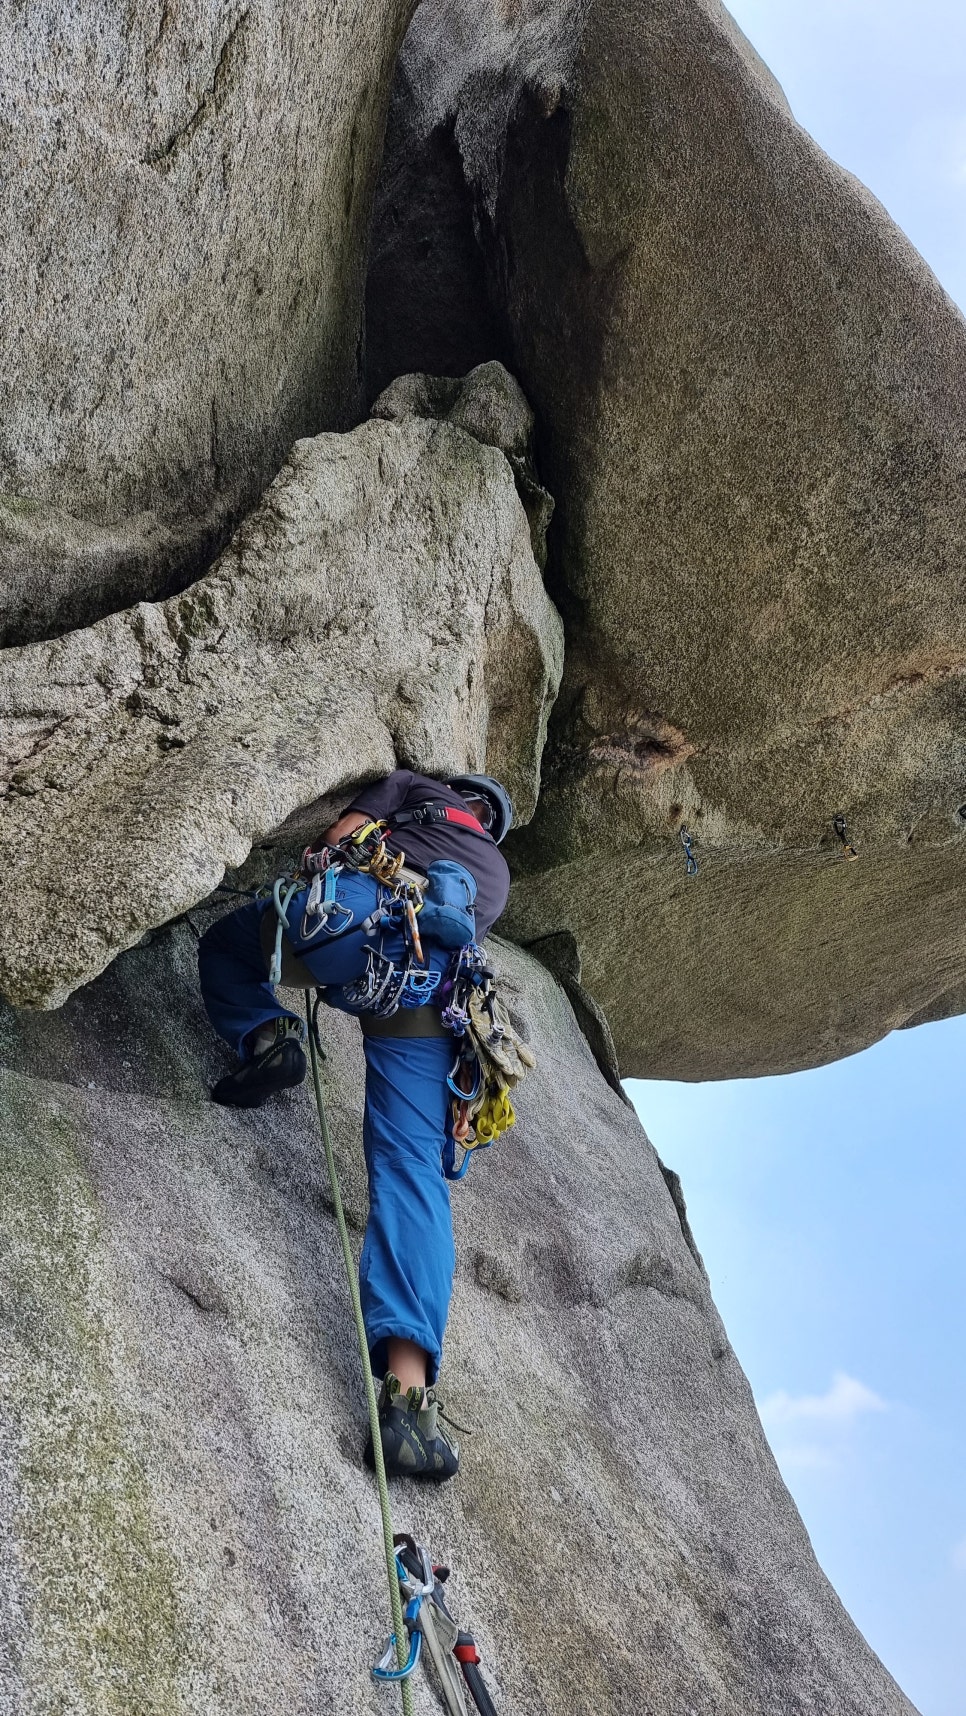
[197,875,456,1382]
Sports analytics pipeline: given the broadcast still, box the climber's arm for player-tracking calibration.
[317,770,416,848]
[320,810,369,846]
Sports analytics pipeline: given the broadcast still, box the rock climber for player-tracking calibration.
[197,769,512,1481]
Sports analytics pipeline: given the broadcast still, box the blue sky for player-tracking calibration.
[628,6,966,1714]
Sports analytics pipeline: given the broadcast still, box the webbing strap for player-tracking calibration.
[387,803,485,835]
[304,996,415,1716]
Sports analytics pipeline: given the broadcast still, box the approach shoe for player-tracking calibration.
[211,1019,306,1109]
[364,1371,460,1482]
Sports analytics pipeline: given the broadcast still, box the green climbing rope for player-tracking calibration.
[304,994,415,1716]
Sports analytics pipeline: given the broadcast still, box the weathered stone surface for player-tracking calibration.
[0,411,562,1010]
[0,0,412,646]
[372,360,555,564]
[369,0,966,1078]
[511,839,966,1082]
[0,930,919,1715]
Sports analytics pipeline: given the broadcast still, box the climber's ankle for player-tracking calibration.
[248,1023,277,1057]
[386,1336,428,1396]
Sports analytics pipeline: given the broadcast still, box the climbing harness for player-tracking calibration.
[276,814,534,1164]
[268,822,430,1004]
[832,814,860,861]
[389,801,488,837]
[679,825,699,877]
[305,998,500,1715]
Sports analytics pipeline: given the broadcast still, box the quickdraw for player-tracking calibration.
[340,819,407,887]
[373,1543,434,1685]
[299,863,354,941]
[377,1536,500,1716]
[341,945,442,1018]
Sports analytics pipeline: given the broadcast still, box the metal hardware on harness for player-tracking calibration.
[438,943,523,1180]
[299,865,354,941]
[832,814,860,861]
[269,877,301,985]
[440,943,491,1038]
[341,947,442,1019]
[337,823,427,965]
[679,825,699,877]
[344,820,406,886]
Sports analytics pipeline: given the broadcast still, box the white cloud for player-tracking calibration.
[951,1538,966,1573]
[758,1371,887,1429]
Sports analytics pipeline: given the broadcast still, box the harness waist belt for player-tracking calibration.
[359,1006,450,1040]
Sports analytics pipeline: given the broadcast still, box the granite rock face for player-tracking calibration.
[372,359,555,564]
[369,0,966,1077]
[0,0,413,646]
[0,931,919,1716]
[0,409,562,1010]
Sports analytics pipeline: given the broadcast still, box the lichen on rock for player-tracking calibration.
[1,1084,189,1712]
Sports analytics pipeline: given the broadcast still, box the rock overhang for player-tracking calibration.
[0,404,563,1010]
[367,0,966,1078]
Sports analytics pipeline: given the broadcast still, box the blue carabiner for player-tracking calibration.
[442,1133,492,1182]
[446,1049,482,1103]
[319,866,353,935]
[372,1629,421,1683]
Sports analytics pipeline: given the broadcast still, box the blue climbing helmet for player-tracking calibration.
[446,774,514,844]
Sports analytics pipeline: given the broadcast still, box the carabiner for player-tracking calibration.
[372,1629,421,1683]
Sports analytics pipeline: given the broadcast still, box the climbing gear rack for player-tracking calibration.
[440,944,535,1180]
